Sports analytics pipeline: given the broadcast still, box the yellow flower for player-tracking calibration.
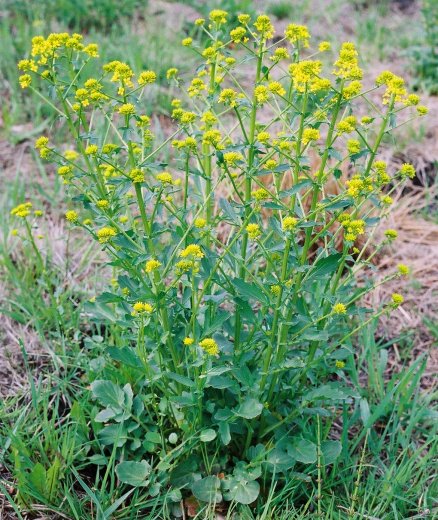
[391,293,404,307]
[380,195,393,206]
[284,24,310,47]
[289,60,322,93]
[131,301,153,316]
[268,81,286,97]
[302,128,320,145]
[254,85,269,105]
[337,116,357,134]
[230,27,246,43]
[35,136,49,149]
[195,18,205,26]
[85,144,98,155]
[333,303,347,314]
[333,42,363,80]
[183,337,194,346]
[180,244,204,259]
[223,151,243,166]
[182,37,193,47]
[399,163,415,179]
[319,41,331,52]
[64,149,79,161]
[145,259,161,272]
[166,68,178,80]
[282,216,298,231]
[253,15,274,39]
[194,217,207,228]
[118,103,136,115]
[218,88,238,106]
[270,285,281,296]
[403,94,419,106]
[19,74,32,88]
[96,199,109,209]
[34,210,43,217]
[347,139,361,155]
[176,259,198,273]
[138,70,156,85]
[397,264,410,276]
[335,360,345,369]
[129,168,145,183]
[263,159,278,170]
[384,229,398,241]
[58,165,72,177]
[65,210,78,222]
[270,47,289,62]
[18,59,38,72]
[343,219,365,240]
[11,202,32,218]
[246,223,261,239]
[257,131,270,143]
[156,172,174,185]
[202,129,222,147]
[209,9,228,24]
[96,227,117,243]
[83,43,99,57]
[180,111,197,124]
[343,81,362,99]
[252,188,269,201]
[199,338,219,356]
[416,105,428,116]
[376,70,406,103]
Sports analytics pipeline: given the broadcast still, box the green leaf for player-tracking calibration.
[288,439,317,464]
[231,278,269,305]
[219,198,239,224]
[145,431,161,444]
[281,179,313,196]
[94,408,117,422]
[321,440,342,465]
[224,478,260,504]
[235,398,263,419]
[107,347,142,368]
[303,384,355,402]
[203,311,232,336]
[98,424,129,447]
[191,476,222,503]
[29,463,47,497]
[266,448,295,471]
[91,380,125,409]
[308,253,342,280]
[218,421,231,446]
[115,460,151,487]
[166,372,196,388]
[84,301,117,323]
[46,457,61,501]
[200,429,217,443]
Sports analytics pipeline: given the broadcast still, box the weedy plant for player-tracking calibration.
[14,9,429,515]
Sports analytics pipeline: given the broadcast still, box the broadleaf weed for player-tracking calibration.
[10,9,432,515]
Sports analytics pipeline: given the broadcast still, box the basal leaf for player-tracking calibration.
[115,460,151,487]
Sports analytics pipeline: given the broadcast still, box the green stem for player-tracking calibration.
[234,40,264,350]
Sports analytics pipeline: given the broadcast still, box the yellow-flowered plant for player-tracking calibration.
[17,12,426,507]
